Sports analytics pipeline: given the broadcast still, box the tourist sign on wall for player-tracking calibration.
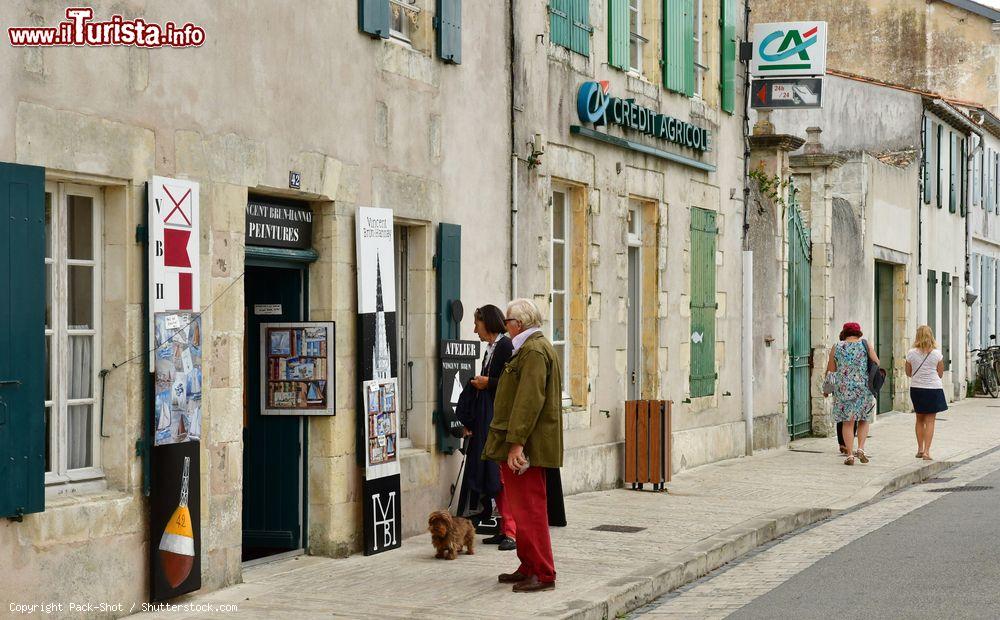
[750,22,827,77]
[750,78,823,109]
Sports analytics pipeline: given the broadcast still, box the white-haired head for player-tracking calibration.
[506,298,543,329]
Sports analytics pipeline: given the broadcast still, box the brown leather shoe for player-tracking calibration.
[512,575,555,592]
[498,571,528,584]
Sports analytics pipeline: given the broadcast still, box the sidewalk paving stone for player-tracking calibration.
[141,398,1000,619]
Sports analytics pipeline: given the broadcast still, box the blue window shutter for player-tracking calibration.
[359,0,390,39]
[0,162,45,520]
[609,0,629,70]
[436,0,462,64]
[719,0,736,113]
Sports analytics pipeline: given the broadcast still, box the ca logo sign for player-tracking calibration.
[751,22,827,77]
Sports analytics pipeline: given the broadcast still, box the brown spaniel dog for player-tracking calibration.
[427,510,475,560]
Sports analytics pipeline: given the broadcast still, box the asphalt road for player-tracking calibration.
[730,466,1000,619]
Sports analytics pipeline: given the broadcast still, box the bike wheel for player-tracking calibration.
[988,368,1000,399]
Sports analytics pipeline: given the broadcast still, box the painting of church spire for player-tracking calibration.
[373,255,392,380]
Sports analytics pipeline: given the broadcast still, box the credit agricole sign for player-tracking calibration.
[572,81,714,171]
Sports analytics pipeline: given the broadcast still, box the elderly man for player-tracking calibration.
[482,298,563,593]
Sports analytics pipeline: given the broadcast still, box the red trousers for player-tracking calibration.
[496,480,517,539]
[500,464,556,582]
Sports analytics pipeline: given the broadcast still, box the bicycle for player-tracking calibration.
[972,348,1000,398]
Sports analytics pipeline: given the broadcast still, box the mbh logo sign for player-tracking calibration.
[751,22,827,77]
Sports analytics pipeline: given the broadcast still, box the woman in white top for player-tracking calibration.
[904,325,947,461]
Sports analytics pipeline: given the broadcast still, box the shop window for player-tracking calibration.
[44,182,103,490]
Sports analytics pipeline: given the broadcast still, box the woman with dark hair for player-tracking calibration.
[455,305,516,550]
[826,322,879,465]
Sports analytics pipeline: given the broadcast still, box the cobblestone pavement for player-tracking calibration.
[141,399,1000,619]
[630,444,1000,619]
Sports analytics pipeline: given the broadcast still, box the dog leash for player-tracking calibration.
[448,451,467,513]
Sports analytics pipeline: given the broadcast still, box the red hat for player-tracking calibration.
[843,322,862,333]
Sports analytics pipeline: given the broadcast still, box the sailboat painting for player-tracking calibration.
[363,377,400,480]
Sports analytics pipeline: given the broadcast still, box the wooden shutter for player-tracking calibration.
[549,0,571,50]
[358,0,390,39]
[689,208,717,398]
[960,137,966,217]
[436,0,462,64]
[662,0,693,95]
[936,124,943,209]
[719,0,736,113]
[942,274,951,369]
[949,132,957,214]
[435,223,462,454]
[609,0,629,70]
[0,162,45,520]
[927,270,937,334]
[974,145,982,207]
[569,0,592,56]
[922,117,932,205]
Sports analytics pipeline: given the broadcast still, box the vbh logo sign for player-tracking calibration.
[751,22,827,77]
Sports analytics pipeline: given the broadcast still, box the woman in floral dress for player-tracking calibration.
[826,322,879,465]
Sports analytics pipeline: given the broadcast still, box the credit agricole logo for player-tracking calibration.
[750,22,827,77]
[576,80,710,152]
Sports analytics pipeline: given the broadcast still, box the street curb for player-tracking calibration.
[557,459,949,620]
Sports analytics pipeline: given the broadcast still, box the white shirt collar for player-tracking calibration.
[511,327,542,353]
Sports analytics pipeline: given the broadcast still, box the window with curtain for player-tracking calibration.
[44,182,102,488]
[551,188,569,398]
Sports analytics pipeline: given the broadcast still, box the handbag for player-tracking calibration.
[822,372,836,396]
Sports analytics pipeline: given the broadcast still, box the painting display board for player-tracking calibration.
[153,312,203,446]
[355,207,402,555]
[440,340,480,438]
[363,378,401,479]
[148,176,202,602]
[260,322,336,415]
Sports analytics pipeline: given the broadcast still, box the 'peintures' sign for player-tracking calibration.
[245,196,313,250]
[576,81,711,152]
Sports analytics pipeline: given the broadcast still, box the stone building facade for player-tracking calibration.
[0,0,512,607]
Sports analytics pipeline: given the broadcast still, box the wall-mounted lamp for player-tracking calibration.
[527,132,545,169]
[965,284,979,306]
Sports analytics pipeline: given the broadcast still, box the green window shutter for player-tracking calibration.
[936,124,943,209]
[689,208,717,398]
[608,0,629,70]
[949,132,957,214]
[436,0,462,64]
[435,223,462,454]
[942,274,951,369]
[663,0,694,96]
[719,0,736,113]
[922,117,932,205]
[358,0,390,39]
[569,0,592,56]
[0,162,45,520]
[550,0,571,50]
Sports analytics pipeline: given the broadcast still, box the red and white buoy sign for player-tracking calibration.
[158,456,195,588]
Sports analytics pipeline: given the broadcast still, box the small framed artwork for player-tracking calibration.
[261,322,336,415]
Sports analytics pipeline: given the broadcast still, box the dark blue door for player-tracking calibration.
[243,265,305,560]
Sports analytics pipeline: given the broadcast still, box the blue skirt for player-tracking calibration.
[910,387,948,414]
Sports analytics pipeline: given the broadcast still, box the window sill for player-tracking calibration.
[46,468,107,500]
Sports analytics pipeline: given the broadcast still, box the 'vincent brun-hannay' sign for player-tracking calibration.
[577,81,710,152]
[246,197,313,249]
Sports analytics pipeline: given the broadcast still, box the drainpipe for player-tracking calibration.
[740,0,754,456]
[508,0,518,299]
